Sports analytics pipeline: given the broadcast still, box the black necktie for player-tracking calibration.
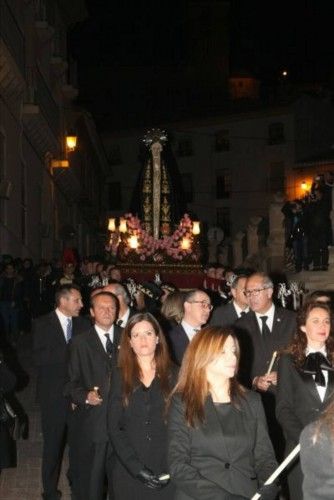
[260,316,271,337]
[240,311,247,317]
[301,352,333,387]
[104,333,113,357]
[116,319,123,327]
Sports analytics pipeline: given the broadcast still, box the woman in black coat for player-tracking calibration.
[300,399,334,500]
[0,350,17,470]
[276,301,334,500]
[168,326,278,500]
[108,312,175,500]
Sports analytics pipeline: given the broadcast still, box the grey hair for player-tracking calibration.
[110,283,130,305]
[248,272,273,289]
[230,275,248,290]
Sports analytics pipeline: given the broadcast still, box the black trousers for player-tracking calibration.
[40,394,69,499]
[71,438,114,500]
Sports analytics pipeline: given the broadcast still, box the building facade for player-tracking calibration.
[0,0,110,261]
[102,93,334,242]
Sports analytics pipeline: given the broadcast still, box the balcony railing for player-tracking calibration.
[0,0,25,74]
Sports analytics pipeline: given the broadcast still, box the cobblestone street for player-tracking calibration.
[0,337,71,500]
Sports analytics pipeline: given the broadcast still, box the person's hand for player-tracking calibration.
[266,371,277,386]
[136,467,163,490]
[253,375,272,392]
[256,482,279,500]
[86,390,102,406]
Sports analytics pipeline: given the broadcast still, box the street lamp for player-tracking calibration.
[66,133,78,152]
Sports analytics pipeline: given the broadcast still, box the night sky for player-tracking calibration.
[68,0,334,131]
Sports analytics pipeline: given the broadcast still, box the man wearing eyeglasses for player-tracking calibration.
[236,272,296,391]
[236,272,296,460]
[168,289,212,365]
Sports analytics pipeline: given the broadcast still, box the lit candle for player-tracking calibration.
[128,235,139,249]
[108,218,116,231]
[181,237,191,250]
[119,218,127,233]
[192,221,200,235]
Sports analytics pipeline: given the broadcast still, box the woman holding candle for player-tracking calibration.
[168,326,278,500]
[276,301,334,500]
[108,312,175,499]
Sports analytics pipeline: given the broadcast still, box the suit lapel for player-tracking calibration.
[51,311,67,346]
[87,326,110,362]
[298,369,322,403]
[324,369,334,402]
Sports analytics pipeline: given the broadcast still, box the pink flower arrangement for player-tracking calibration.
[117,213,200,264]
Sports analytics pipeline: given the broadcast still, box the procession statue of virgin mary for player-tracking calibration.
[130,129,186,239]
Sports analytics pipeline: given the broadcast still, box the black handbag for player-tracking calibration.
[0,390,16,424]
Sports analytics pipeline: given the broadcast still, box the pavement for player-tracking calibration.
[0,335,71,500]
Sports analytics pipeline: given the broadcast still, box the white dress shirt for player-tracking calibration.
[181,320,201,342]
[118,308,131,327]
[55,308,72,342]
[94,324,114,352]
[255,303,275,333]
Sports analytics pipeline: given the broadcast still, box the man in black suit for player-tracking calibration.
[169,289,212,365]
[104,282,136,327]
[236,272,296,391]
[33,284,89,500]
[210,274,249,327]
[68,291,122,500]
[236,272,296,461]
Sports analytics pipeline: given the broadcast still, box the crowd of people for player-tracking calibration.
[282,171,334,272]
[1,254,334,500]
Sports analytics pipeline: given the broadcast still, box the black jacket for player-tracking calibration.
[209,301,239,328]
[68,325,122,443]
[276,353,334,446]
[168,391,277,500]
[235,307,296,388]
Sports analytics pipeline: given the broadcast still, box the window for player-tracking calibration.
[108,182,122,210]
[215,130,230,152]
[269,161,285,193]
[177,139,193,157]
[108,145,122,165]
[268,122,285,145]
[216,207,231,236]
[216,168,231,198]
[181,173,193,203]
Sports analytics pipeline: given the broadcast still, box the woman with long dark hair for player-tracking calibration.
[168,326,277,500]
[108,312,175,499]
[276,301,334,499]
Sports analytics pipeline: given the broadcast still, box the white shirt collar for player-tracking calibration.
[306,345,327,356]
[119,308,130,327]
[181,320,200,342]
[233,301,249,317]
